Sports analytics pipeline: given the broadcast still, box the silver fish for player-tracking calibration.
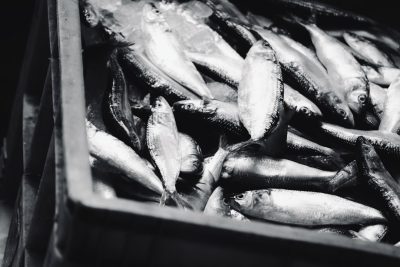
[204,186,249,221]
[255,26,354,127]
[284,84,322,120]
[230,189,386,226]
[141,3,213,99]
[343,32,395,68]
[221,149,352,193]
[357,224,387,242]
[356,137,400,224]
[179,132,203,176]
[362,65,400,87]
[369,83,387,119]
[238,40,283,140]
[317,122,400,159]
[147,96,181,201]
[207,82,238,102]
[379,76,400,134]
[302,23,369,115]
[86,120,163,195]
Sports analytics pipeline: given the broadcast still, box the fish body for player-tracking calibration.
[206,6,257,57]
[179,132,203,176]
[104,54,144,152]
[230,189,386,226]
[369,83,387,120]
[118,47,200,101]
[286,131,345,170]
[362,65,400,87]
[221,149,351,193]
[238,40,283,140]
[187,51,243,87]
[303,23,369,115]
[356,137,400,224]
[147,96,181,196]
[141,3,212,99]
[379,76,400,134]
[255,27,354,127]
[284,84,322,120]
[316,122,400,159]
[181,137,229,211]
[207,82,238,102]
[86,120,163,195]
[357,224,388,242]
[173,99,249,138]
[343,32,395,68]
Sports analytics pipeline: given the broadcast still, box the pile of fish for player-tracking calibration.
[80,0,400,245]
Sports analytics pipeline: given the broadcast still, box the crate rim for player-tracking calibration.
[55,0,400,263]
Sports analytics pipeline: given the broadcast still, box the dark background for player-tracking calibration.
[0,0,399,141]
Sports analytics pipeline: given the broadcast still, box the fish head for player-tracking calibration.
[325,92,355,127]
[229,191,255,211]
[247,40,276,61]
[297,105,322,120]
[142,3,165,24]
[151,96,171,113]
[346,79,369,115]
[173,99,217,117]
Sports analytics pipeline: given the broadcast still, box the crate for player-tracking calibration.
[2,0,400,266]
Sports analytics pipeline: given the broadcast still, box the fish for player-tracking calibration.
[379,76,400,134]
[161,3,245,88]
[147,96,182,206]
[284,84,322,121]
[179,132,203,176]
[369,83,387,120]
[357,224,388,242]
[141,3,213,99]
[103,53,145,153]
[246,12,274,28]
[173,99,249,138]
[286,131,346,170]
[230,189,386,226]
[278,34,323,70]
[316,227,358,239]
[207,82,321,121]
[362,65,400,87]
[221,148,354,193]
[356,137,400,224]
[309,122,400,159]
[86,120,164,195]
[187,50,244,88]
[343,32,395,68]
[259,0,374,26]
[117,47,200,102]
[301,23,369,116]
[238,40,284,140]
[205,3,258,57]
[254,26,354,127]
[204,186,249,221]
[207,82,238,102]
[92,168,117,199]
[179,136,230,211]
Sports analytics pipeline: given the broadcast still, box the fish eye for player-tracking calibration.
[185,103,194,110]
[299,107,310,115]
[339,109,347,117]
[235,193,245,200]
[358,94,367,103]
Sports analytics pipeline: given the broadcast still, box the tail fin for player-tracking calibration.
[328,160,359,193]
[160,191,188,208]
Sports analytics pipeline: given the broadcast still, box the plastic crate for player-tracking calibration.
[2,0,400,266]
[42,0,400,266]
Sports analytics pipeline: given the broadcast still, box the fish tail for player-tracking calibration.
[328,160,359,193]
[160,191,188,208]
